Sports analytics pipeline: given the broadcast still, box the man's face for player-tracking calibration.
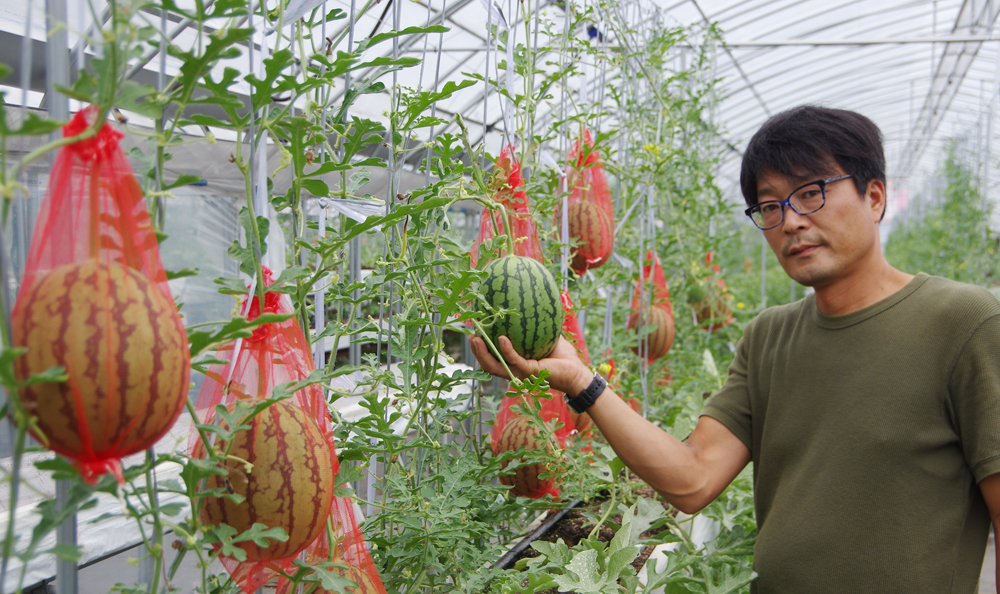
[756,168,884,288]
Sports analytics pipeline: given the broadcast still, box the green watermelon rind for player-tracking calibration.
[479,256,564,361]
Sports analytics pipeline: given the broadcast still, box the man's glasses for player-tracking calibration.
[745,174,853,230]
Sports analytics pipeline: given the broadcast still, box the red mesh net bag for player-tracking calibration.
[11,106,190,483]
[491,387,575,499]
[690,251,735,332]
[628,251,675,363]
[471,145,543,268]
[561,291,592,434]
[191,268,384,594]
[558,128,615,275]
[561,291,591,365]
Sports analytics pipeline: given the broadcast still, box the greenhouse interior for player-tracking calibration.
[0,0,999,592]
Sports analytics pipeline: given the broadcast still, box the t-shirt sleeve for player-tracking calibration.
[701,320,754,453]
[949,313,1000,483]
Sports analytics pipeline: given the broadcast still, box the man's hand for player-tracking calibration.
[469,335,593,396]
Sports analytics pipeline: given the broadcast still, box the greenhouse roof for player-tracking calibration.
[1,0,998,226]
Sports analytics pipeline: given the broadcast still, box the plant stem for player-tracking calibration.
[588,490,617,541]
[471,319,517,382]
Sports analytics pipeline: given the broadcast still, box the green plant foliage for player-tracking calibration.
[0,0,769,591]
[886,141,1000,287]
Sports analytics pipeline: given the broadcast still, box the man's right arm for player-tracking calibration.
[470,334,751,515]
[585,387,750,514]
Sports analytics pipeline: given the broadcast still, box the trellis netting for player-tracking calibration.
[191,268,384,594]
[11,107,190,484]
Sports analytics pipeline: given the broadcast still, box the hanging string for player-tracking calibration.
[423,0,448,186]
[480,4,493,170]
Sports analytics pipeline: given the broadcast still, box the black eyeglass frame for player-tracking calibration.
[744,174,854,230]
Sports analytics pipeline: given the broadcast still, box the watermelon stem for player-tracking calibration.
[471,319,518,382]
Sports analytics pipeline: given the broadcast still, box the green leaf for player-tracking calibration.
[301,178,330,197]
[642,552,697,593]
[355,25,449,53]
[245,49,296,110]
[530,539,573,568]
[338,117,386,164]
[19,365,68,387]
[162,174,204,190]
[293,559,359,593]
[214,276,249,295]
[165,267,200,281]
[551,549,606,593]
[116,80,162,119]
[55,72,98,104]
[34,457,80,481]
[187,312,293,358]
[228,207,270,277]
[270,265,311,290]
[11,113,64,136]
[168,28,252,109]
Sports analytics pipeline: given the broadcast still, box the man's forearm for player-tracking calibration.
[585,388,723,514]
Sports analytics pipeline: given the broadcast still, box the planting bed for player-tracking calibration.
[499,475,676,588]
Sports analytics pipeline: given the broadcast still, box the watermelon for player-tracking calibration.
[566,201,614,274]
[479,256,563,360]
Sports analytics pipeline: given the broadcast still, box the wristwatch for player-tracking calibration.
[565,373,607,414]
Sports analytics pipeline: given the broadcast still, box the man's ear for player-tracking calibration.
[866,179,887,223]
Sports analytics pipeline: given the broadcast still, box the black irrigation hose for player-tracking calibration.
[492,500,582,570]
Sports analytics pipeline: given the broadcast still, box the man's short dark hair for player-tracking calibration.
[740,106,886,219]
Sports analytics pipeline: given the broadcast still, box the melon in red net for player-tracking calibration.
[629,251,675,363]
[558,128,615,275]
[192,268,385,594]
[11,107,189,484]
[491,390,573,499]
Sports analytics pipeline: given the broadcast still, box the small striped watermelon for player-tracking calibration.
[479,256,563,360]
[496,415,558,498]
[12,260,190,482]
[567,201,614,274]
[628,305,674,361]
[200,400,336,561]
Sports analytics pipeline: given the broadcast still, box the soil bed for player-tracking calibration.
[500,476,675,592]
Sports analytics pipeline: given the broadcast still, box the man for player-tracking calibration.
[470,106,1000,593]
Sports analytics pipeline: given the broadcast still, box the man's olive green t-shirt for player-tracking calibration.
[702,273,1000,594]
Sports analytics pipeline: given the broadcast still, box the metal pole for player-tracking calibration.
[46,0,77,591]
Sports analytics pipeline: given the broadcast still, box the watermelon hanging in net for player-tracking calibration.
[628,250,675,362]
[558,128,615,275]
[11,106,189,484]
[192,267,385,594]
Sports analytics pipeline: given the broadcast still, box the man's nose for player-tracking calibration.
[780,205,810,233]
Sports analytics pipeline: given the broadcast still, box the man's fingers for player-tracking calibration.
[499,336,531,369]
[470,337,509,377]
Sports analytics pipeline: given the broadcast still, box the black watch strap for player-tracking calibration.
[565,373,607,414]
